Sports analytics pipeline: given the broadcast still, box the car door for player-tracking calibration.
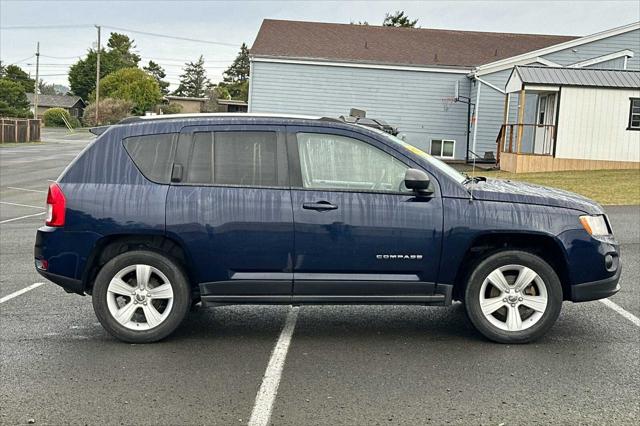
[288,127,443,298]
[165,124,294,300]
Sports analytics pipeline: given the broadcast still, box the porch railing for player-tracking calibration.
[497,123,556,157]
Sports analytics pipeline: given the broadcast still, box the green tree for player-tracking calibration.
[0,78,31,117]
[68,32,141,100]
[202,85,231,112]
[97,67,162,115]
[2,65,35,93]
[219,43,249,101]
[173,55,210,98]
[143,60,170,95]
[38,81,57,95]
[383,11,419,28]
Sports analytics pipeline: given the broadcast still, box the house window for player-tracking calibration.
[537,96,547,125]
[430,139,455,158]
[629,98,640,130]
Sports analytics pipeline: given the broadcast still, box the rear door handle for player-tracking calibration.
[302,201,338,211]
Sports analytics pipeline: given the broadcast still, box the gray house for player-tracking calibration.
[26,93,86,119]
[248,19,640,163]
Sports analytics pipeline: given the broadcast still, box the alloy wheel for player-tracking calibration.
[106,264,174,330]
[478,264,548,332]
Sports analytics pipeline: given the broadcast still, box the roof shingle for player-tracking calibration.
[250,19,578,68]
[26,93,85,108]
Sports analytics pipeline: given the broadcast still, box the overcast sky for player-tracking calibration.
[1,0,638,90]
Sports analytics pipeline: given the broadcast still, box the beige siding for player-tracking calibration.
[555,87,640,162]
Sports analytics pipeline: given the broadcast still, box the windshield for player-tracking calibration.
[367,128,467,184]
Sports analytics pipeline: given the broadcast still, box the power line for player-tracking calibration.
[102,25,239,47]
[0,24,94,30]
[1,24,240,48]
[3,55,35,65]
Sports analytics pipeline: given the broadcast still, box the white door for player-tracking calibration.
[533,94,557,155]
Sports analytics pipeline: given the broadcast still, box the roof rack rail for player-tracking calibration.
[335,114,399,136]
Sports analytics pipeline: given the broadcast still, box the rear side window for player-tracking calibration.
[183,131,285,187]
[123,133,177,183]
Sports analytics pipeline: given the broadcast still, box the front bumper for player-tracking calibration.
[570,266,621,302]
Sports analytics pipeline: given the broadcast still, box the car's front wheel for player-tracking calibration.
[92,250,191,343]
[464,250,562,344]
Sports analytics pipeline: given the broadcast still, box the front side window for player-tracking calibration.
[123,133,178,183]
[430,139,455,158]
[629,98,640,130]
[184,131,282,187]
[296,132,409,192]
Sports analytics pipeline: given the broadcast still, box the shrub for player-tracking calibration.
[43,108,75,127]
[83,98,133,126]
[158,103,183,115]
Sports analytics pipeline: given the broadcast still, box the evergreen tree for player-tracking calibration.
[173,56,210,98]
[68,32,141,100]
[2,65,35,93]
[220,43,250,101]
[143,61,170,95]
[383,11,419,28]
[0,78,31,117]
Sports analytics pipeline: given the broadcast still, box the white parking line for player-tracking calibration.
[0,283,44,304]
[6,187,47,194]
[0,211,46,224]
[0,201,45,210]
[600,298,640,327]
[248,307,299,426]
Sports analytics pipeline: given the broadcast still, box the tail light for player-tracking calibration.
[46,183,66,227]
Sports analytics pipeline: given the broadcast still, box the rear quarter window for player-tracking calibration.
[123,133,178,184]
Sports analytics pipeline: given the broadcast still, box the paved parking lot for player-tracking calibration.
[1,129,639,425]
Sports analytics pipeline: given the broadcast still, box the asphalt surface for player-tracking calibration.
[1,128,638,425]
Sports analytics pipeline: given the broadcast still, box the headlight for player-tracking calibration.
[579,215,610,236]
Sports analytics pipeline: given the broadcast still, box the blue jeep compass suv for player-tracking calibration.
[35,114,621,343]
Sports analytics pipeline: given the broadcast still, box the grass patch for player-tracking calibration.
[478,169,640,205]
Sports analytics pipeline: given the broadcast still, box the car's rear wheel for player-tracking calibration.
[92,250,190,343]
[464,250,562,344]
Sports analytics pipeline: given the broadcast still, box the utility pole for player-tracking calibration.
[95,25,101,125]
[34,42,40,119]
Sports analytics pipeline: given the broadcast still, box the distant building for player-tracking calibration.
[26,93,86,119]
[165,95,207,113]
[248,19,640,165]
[216,99,248,112]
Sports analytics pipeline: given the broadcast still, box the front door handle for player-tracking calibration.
[302,201,338,211]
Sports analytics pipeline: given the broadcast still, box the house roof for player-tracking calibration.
[250,19,578,68]
[509,65,640,90]
[26,93,85,108]
[165,95,207,102]
[217,99,248,106]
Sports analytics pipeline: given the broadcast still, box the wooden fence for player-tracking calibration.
[0,118,41,143]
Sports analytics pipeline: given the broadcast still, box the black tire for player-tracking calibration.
[464,250,562,344]
[92,250,191,343]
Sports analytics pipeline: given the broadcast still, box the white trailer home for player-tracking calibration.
[499,66,640,173]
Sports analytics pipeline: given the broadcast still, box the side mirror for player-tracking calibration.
[404,168,433,195]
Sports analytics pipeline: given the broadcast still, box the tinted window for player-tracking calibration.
[296,132,409,192]
[184,131,282,187]
[123,133,177,183]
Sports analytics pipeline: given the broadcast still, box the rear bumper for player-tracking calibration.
[36,268,85,295]
[570,267,621,302]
